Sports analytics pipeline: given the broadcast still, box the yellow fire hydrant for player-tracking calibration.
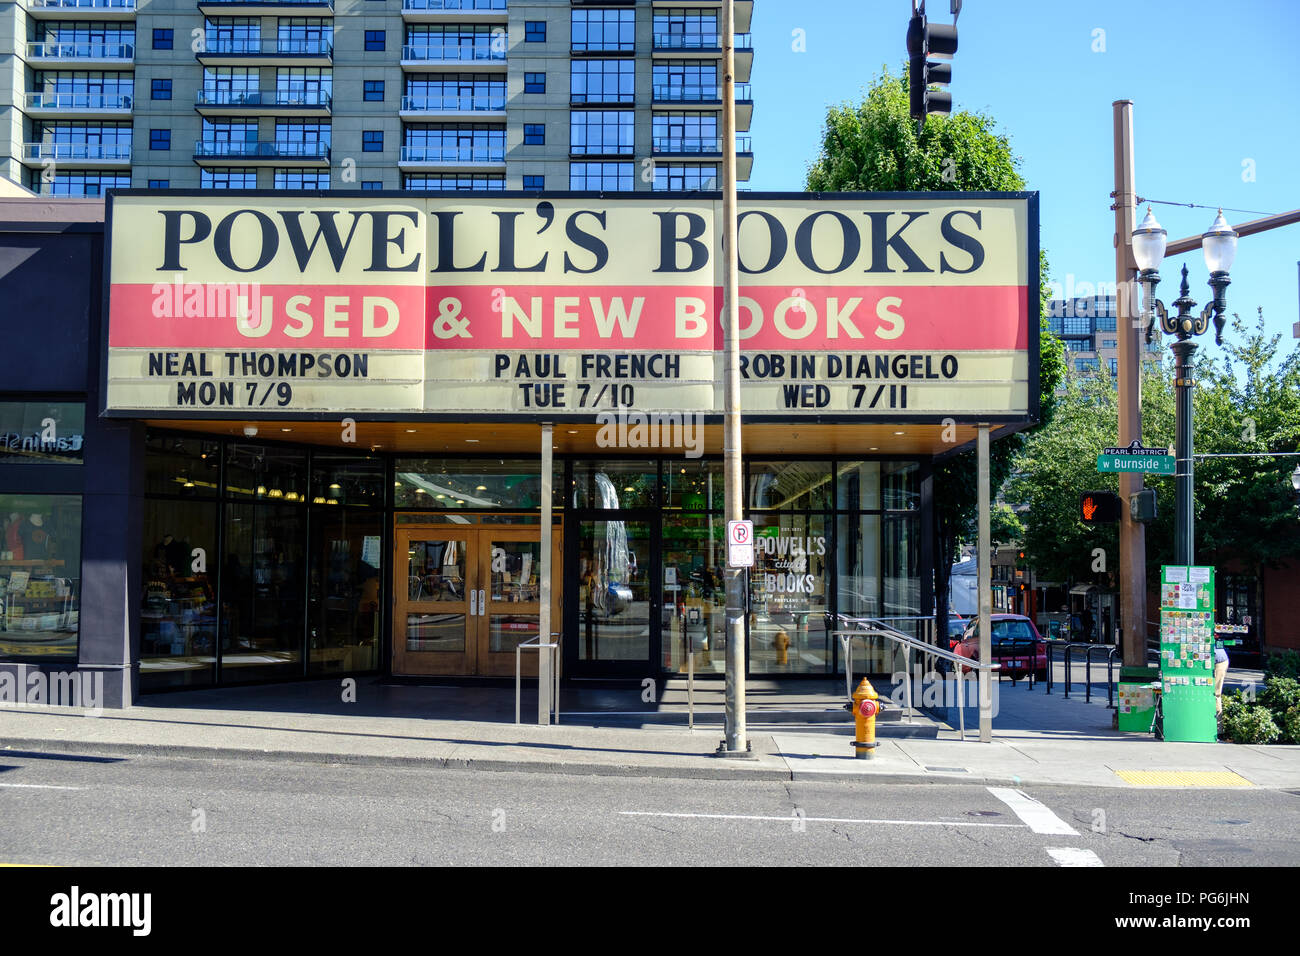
[848,677,881,760]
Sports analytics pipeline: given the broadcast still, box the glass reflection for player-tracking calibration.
[577,519,650,660]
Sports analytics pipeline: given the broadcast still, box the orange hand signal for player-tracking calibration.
[1082,497,1098,521]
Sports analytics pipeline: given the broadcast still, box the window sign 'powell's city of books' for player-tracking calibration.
[102,191,1039,424]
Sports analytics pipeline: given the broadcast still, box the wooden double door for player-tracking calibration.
[393,523,560,677]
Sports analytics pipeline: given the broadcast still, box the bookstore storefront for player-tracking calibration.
[0,188,1036,706]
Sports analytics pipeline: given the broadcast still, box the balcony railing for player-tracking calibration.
[196,88,331,108]
[24,142,131,161]
[200,0,332,5]
[194,140,329,159]
[653,33,719,50]
[201,38,333,55]
[403,0,506,9]
[400,93,504,111]
[735,82,752,100]
[24,91,134,110]
[652,84,719,102]
[735,33,752,49]
[400,145,504,163]
[29,0,136,8]
[736,135,752,152]
[26,42,134,59]
[652,136,721,154]
[401,42,505,62]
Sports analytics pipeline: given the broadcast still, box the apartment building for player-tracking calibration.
[1047,295,1161,378]
[0,0,755,194]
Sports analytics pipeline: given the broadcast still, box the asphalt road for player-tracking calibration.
[1,750,1297,867]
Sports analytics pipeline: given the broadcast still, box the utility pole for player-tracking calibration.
[718,0,747,756]
[1111,100,1147,669]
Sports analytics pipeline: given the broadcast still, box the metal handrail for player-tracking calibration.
[833,620,999,742]
[514,631,559,725]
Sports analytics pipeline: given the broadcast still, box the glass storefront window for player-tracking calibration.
[140,499,218,687]
[0,402,85,464]
[576,518,651,661]
[221,502,306,679]
[836,461,881,511]
[748,513,830,674]
[571,461,658,509]
[308,508,382,674]
[883,461,920,512]
[395,459,560,510]
[748,461,831,511]
[663,459,722,510]
[224,443,309,502]
[311,454,384,507]
[0,494,81,660]
[660,513,726,673]
[144,434,221,497]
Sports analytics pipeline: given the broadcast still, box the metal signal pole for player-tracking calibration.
[719,0,748,756]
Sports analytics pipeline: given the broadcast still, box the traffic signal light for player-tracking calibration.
[1080,491,1122,524]
[906,2,959,122]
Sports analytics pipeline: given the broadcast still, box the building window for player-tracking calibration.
[523,123,545,145]
[200,168,257,189]
[571,59,635,104]
[1102,338,1117,348]
[403,173,505,191]
[274,168,329,190]
[30,171,129,197]
[523,174,544,190]
[652,112,719,153]
[1107,358,1118,375]
[525,20,546,42]
[148,179,169,189]
[153,28,173,50]
[361,180,383,190]
[653,61,719,102]
[362,130,383,152]
[0,402,85,465]
[569,161,633,191]
[150,129,170,150]
[571,9,636,53]
[653,163,718,191]
[365,30,385,51]
[524,72,546,94]
[151,78,172,100]
[0,494,83,662]
[570,110,634,155]
[1074,357,1100,373]
[363,80,384,102]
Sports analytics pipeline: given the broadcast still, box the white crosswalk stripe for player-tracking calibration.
[1046,847,1105,867]
[987,786,1079,835]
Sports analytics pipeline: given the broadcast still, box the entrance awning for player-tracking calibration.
[1069,583,1098,596]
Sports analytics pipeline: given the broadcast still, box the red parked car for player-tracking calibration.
[953,614,1048,681]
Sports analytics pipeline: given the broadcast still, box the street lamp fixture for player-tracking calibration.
[1291,464,1300,494]
[1132,207,1239,567]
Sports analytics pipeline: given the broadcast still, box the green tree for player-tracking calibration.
[1008,309,1300,596]
[804,66,1066,625]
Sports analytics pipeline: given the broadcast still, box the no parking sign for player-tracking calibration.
[727,520,754,569]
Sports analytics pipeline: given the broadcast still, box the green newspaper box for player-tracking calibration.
[1159,565,1218,743]
[1117,665,1160,732]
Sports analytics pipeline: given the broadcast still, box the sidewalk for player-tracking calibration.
[2,672,1296,789]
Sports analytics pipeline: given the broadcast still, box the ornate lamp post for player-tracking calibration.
[1132,207,1238,566]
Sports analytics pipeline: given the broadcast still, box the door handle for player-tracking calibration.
[469,589,478,616]
[478,589,486,614]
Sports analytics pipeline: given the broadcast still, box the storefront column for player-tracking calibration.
[538,423,553,724]
[78,417,145,708]
[977,425,993,742]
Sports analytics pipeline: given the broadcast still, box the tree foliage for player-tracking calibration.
[804,66,1066,620]
[1007,308,1300,586]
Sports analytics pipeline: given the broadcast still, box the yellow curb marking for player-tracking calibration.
[1114,769,1253,787]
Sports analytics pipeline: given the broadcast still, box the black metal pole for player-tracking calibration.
[1171,338,1198,567]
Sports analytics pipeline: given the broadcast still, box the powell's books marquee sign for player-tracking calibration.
[102,191,1039,424]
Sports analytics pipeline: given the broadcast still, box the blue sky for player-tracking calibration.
[747,0,1300,355]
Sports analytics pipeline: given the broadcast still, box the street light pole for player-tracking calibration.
[1133,208,1238,567]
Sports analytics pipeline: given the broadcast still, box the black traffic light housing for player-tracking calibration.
[907,2,958,122]
[1080,491,1122,524]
